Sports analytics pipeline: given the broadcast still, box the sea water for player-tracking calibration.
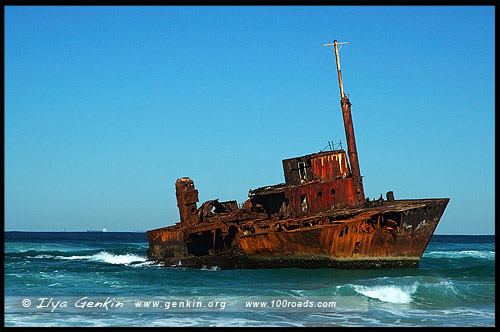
[4,232,495,327]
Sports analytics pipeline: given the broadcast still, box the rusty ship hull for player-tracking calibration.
[146,40,449,269]
[147,197,448,269]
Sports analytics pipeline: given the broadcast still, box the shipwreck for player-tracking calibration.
[146,40,449,269]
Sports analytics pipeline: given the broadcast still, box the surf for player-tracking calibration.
[423,250,495,260]
[59,251,147,265]
[352,283,419,304]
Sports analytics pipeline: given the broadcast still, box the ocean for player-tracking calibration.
[4,232,495,327]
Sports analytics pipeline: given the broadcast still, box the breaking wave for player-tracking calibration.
[353,283,419,304]
[28,251,149,265]
[59,251,148,265]
[423,250,495,260]
[340,278,486,306]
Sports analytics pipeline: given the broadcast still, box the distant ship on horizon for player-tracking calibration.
[87,228,108,233]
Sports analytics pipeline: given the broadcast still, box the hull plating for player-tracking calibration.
[147,198,449,269]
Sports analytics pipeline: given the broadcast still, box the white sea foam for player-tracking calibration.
[58,251,147,265]
[423,250,495,260]
[32,254,54,259]
[353,283,419,304]
[131,260,158,267]
[201,265,220,271]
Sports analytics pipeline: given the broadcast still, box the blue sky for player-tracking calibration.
[5,6,495,234]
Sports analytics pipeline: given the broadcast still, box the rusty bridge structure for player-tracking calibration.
[146,40,449,269]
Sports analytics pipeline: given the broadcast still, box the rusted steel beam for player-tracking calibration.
[175,177,199,224]
[340,96,364,203]
[333,40,346,99]
[333,40,365,204]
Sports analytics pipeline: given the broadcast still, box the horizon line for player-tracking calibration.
[3,230,495,236]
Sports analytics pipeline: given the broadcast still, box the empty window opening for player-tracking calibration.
[298,162,307,183]
[331,189,336,195]
[301,194,308,212]
[318,191,323,197]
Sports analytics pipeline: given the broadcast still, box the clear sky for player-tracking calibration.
[5,6,495,234]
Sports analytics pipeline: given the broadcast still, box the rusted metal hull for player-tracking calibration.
[146,198,449,269]
[146,41,450,270]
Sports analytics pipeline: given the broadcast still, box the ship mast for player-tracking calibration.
[323,40,365,204]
